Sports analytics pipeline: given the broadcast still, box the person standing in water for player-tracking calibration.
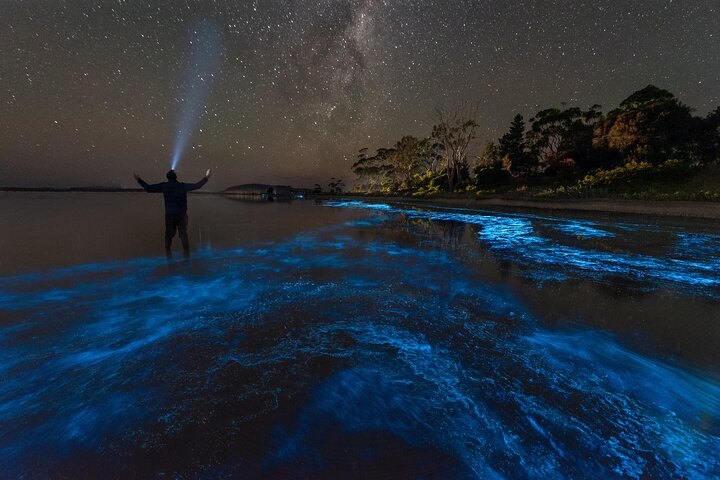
[133,169,211,259]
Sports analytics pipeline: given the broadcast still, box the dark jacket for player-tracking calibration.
[137,177,208,214]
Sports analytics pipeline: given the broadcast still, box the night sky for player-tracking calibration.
[1,1,718,189]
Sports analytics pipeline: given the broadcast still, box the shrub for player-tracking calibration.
[578,161,654,188]
[412,171,448,196]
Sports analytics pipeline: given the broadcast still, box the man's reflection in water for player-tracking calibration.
[133,169,211,259]
[499,259,513,279]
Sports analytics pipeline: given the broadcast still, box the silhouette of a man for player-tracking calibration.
[133,169,211,259]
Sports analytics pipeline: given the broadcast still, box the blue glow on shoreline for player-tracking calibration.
[326,200,720,295]
[1,206,719,477]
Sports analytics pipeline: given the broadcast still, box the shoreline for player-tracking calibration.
[3,189,719,220]
[321,194,720,220]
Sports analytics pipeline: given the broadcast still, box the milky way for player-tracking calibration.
[1,0,718,188]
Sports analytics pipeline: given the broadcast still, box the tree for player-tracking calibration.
[476,141,502,170]
[389,136,423,189]
[351,136,446,193]
[432,104,478,190]
[351,148,372,192]
[415,138,445,175]
[524,105,603,175]
[593,85,693,164]
[351,147,394,192]
[474,141,511,187]
[702,106,720,161]
[327,177,345,194]
[707,106,720,130]
[498,114,533,174]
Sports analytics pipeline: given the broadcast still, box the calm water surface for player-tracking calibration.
[1,192,719,478]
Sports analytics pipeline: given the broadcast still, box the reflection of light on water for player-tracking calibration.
[675,232,720,259]
[526,331,720,418]
[0,209,719,477]
[327,200,720,293]
[551,219,616,238]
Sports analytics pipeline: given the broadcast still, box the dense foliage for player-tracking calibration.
[350,85,720,200]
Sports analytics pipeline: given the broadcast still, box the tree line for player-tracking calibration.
[350,85,720,197]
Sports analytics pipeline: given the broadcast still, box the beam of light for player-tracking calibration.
[170,20,223,170]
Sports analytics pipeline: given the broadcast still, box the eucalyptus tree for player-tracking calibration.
[390,136,423,189]
[593,85,692,164]
[351,147,395,192]
[526,104,602,173]
[432,104,479,190]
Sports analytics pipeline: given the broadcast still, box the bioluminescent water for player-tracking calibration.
[170,21,223,170]
[0,194,719,478]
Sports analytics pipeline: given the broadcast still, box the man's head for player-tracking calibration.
[166,169,178,181]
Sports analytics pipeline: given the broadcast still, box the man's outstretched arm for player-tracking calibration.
[133,173,163,193]
[184,169,211,192]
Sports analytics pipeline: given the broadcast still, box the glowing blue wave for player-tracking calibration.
[1,211,719,477]
[326,200,720,295]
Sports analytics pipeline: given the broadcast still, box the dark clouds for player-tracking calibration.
[1,0,718,188]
